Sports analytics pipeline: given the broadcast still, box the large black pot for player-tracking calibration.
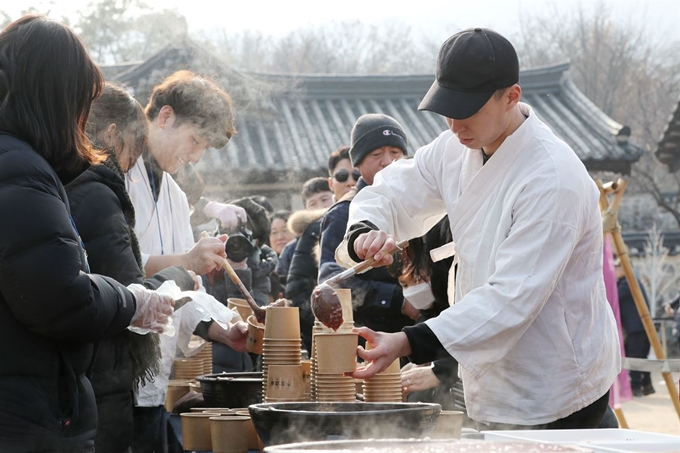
[263,439,593,452]
[196,372,262,408]
[248,402,441,446]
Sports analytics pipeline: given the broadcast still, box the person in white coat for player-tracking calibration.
[125,70,248,453]
[338,27,620,429]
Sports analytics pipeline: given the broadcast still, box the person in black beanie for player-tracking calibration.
[318,113,417,340]
[347,113,409,185]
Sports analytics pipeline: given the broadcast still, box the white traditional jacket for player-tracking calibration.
[126,156,205,407]
[341,103,621,425]
[126,155,195,268]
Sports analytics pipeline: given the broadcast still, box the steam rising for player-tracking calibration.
[262,439,595,452]
[250,402,440,447]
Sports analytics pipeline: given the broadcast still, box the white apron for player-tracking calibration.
[126,155,194,267]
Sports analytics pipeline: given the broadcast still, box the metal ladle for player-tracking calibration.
[312,240,409,330]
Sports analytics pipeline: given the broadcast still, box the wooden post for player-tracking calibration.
[613,407,629,429]
[596,178,680,423]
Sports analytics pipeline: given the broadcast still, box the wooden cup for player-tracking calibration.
[247,314,265,354]
[228,298,254,322]
[265,364,304,400]
[335,288,354,324]
[264,306,300,340]
[165,380,190,412]
[235,411,260,450]
[210,416,250,453]
[314,332,358,374]
[180,412,214,451]
[429,410,464,439]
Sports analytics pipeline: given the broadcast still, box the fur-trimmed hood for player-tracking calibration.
[287,208,328,236]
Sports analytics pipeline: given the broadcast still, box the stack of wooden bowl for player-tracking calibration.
[173,357,205,381]
[362,358,402,402]
[311,288,358,402]
[181,407,263,453]
[261,305,302,402]
[195,342,213,376]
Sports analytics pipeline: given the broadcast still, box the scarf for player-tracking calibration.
[105,152,162,387]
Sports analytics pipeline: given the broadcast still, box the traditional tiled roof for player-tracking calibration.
[106,44,643,181]
[193,62,643,178]
[656,95,680,171]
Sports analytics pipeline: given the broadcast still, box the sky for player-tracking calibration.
[4,0,680,46]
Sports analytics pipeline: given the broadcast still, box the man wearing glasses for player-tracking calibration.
[327,145,360,202]
[318,113,419,337]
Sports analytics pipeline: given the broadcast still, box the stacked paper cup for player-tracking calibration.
[362,357,402,402]
[173,357,205,381]
[195,342,213,376]
[301,359,312,401]
[262,305,302,402]
[312,288,358,402]
[265,364,305,402]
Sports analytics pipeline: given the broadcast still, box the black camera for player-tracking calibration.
[224,223,256,263]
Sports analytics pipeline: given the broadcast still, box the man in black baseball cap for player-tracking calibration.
[419,27,519,120]
[334,28,620,430]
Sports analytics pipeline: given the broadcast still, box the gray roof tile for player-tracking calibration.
[108,45,643,177]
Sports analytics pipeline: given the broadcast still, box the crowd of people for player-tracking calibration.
[0,12,665,453]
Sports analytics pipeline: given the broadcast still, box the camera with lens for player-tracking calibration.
[223,222,257,263]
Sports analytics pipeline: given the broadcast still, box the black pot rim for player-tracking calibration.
[251,401,441,416]
[197,372,263,382]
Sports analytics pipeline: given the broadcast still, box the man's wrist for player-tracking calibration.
[396,331,412,357]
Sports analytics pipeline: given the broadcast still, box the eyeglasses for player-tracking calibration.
[333,169,361,183]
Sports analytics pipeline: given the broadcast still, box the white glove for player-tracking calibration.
[204,201,247,229]
[126,284,175,336]
[187,270,206,292]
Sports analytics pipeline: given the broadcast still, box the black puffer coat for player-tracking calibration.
[67,156,194,453]
[0,134,137,452]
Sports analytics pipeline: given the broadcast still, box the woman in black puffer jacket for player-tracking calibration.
[0,16,173,452]
[66,83,196,453]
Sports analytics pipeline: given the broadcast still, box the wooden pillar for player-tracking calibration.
[596,178,680,424]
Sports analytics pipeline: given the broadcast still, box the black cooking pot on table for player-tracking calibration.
[196,372,262,408]
[248,402,441,447]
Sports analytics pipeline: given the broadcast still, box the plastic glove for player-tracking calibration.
[207,320,248,352]
[187,270,205,292]
[204,201,247,229]
[126,283,175,335]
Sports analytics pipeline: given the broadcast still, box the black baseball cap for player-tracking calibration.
[418,27,519,120]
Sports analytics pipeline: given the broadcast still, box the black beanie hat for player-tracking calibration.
[349,113,408,166]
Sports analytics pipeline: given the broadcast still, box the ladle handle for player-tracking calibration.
[220,258,258,307]
[325,239,409,286]
[199,231,265,321]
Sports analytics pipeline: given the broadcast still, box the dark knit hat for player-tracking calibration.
[348,113,408,166]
